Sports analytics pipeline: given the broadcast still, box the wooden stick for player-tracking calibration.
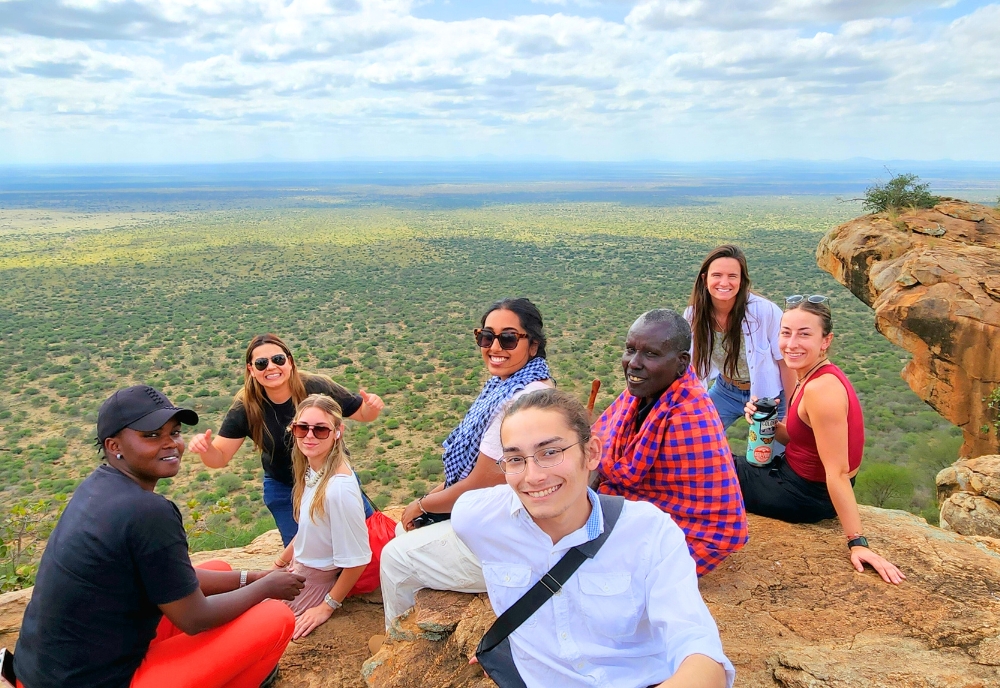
[587,379,601,417]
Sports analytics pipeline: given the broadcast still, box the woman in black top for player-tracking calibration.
[14,385,305,688]
[189,333,384,545]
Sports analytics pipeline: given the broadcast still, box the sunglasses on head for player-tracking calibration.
[252,353,288,371]
[474,328,529,350]
[290,423,336,440]
[785,294,828,305]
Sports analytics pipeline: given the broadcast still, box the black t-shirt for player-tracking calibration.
[14,465,199,688]
[218,375,362,486]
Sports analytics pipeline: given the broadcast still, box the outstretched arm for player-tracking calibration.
[189,429,245,469]
[349,389,384,423]
[807,379,905,585]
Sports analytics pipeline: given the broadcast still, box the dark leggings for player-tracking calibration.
[735,454,849,523]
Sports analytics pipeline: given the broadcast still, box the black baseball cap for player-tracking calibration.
[96,385,199,445]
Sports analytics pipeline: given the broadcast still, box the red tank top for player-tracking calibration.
[784,364,864,483]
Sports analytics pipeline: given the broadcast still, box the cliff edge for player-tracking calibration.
[816,199,1000,458]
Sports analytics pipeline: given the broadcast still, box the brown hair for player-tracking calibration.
[688,245,753,380]
[784,299,833,336]
[502,388,592,460]
[232,333,308,453]
[290,394,347,524]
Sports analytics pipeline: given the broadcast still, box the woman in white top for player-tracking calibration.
[272,394,372,640]
[684,244,797,430]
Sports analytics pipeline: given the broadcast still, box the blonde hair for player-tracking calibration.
[290,394,347,524]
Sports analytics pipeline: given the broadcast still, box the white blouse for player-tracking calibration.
[292,471,371,571]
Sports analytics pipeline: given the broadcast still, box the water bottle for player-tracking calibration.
[746,397,779,466]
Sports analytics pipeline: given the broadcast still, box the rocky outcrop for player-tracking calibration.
[365,508,1000,688]
[937,454,1000,538]
[816,200,1000,458]
[6,509,1000,687]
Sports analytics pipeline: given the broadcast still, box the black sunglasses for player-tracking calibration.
[785,294,828,305]
[474,328,529,350]
[290,423,334,440]
[253,353,288,371]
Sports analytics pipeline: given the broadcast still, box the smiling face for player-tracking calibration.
[779,308,833,372]
[500,408,601,543]
[705,257,742,307]
[480,308,538,380]
[622,319,691,402]
[247,343,293,393]
[104,417,185,491]
[293,406,340,465]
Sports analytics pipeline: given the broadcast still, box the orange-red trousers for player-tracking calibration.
[17,561,294,688]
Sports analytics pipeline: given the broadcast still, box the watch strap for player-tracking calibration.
[847,536,869,550]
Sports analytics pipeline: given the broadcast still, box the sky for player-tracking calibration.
[0,0,998,164]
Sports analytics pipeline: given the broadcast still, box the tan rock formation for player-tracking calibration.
[364,508,1000,688]
[816,200,1000,458]
[937,454,1000,538]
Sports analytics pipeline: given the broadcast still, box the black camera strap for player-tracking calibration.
[476,495,624,670]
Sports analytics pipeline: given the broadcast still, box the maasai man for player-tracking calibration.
[593,309,748,575]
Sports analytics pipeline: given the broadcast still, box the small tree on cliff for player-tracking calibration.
[855,462,915,510]
[863,173,938,214]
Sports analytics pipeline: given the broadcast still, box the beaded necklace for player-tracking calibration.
[305,466,325,488]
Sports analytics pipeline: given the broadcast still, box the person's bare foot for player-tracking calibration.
[368,635,385,655]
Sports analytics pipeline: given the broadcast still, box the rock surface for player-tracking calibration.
[937,454,1000,538]
[5,508,1000,687]
[364,507,1000,688]
[816,199,1000,458]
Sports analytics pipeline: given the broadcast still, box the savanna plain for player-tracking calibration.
[0,185,974,591]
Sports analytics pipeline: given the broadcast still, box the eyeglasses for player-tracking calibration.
[785,294,828,305]
[474,328,529,350]
[253,353,288,371]
[498,442,582,474]
[290,423,334,440]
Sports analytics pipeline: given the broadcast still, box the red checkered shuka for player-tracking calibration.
[594,367,749,576]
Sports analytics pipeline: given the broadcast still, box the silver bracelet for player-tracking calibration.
[324,593,342,611]
[239,570,248,588]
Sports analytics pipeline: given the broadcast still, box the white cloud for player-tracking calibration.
[0,0,997,161]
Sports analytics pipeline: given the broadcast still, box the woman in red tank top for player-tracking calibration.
[738,298,904,585]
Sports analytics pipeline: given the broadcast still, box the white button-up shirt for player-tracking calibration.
[453,485,735,688]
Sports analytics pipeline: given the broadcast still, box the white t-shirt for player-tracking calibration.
[292,470,372,571]
[478,380,554,461]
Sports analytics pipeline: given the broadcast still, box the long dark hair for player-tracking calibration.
[481,298,547,360]
[689,245,752,380]
[234,333,309,453]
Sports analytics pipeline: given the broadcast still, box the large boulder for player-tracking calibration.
[364,508,1000,688]
[816,199,1000,458]
[937,454,1000,538]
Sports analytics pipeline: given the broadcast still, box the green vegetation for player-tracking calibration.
[862,173,938,214]
[985,387,1000,434]
[0,194,967,587]
[1,498,66,592]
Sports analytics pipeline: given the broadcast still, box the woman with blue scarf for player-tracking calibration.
[379,298,552,631]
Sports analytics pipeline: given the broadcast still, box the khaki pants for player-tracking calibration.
[379,520,486,630]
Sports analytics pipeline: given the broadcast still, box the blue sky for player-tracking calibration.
[0,0,997,163]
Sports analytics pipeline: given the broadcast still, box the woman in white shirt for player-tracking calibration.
[684,245,797,429]
[272,394,372,640]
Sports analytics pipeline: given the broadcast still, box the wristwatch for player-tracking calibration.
[847,536,869,550]
[324,593,342,611]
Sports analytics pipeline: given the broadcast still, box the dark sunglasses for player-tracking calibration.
[290,423,334,439]
[785,294,828,305]
[474,328,530,350]
[252,353,288,371]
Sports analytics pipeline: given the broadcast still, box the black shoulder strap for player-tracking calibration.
[477,494,625,655]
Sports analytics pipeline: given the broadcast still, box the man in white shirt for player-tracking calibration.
[452,388,734,688]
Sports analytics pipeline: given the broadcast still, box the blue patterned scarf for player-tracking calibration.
[442,356,551,486]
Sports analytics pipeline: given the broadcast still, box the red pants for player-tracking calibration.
[131,561,295,688]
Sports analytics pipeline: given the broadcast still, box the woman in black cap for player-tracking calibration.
[13,385,305,688]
